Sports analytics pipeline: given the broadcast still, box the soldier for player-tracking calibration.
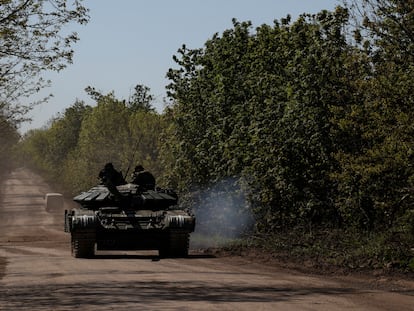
[130,164,156,190]
[98,162,126,186]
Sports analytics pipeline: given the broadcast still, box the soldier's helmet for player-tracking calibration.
[134,165,144,172]
[104,162,114,170]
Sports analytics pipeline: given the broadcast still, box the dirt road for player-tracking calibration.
[1,168,413,310]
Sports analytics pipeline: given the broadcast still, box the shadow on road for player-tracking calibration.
[87,253,216,261]
[1,279,399,310]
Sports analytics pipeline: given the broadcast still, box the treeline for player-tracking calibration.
[18,85,164,194]
[18,1,414,244]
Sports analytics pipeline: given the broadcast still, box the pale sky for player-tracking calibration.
[21,0,340,134]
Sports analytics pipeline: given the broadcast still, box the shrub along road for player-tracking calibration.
[0,168,413,310]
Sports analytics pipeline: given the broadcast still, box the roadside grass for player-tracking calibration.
[190,233,242,249]
[209,229,414,273]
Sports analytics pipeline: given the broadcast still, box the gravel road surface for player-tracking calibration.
[1,168,413,310]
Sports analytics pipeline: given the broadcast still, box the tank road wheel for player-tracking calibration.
[159,230,189,258]
[71,234,95,258]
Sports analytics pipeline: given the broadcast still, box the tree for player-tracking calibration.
[17,83,163,194]
[0,0,89,125]
[69,93,131,190]
[18,128,49,171]
[0,115,20,173]
[165,20,254,188]
[165,10,354,230]
[344,0,414,65]
[128,84,155,112]
[65,85,159,192]
[333,0,414,229]
[43,100,92,180]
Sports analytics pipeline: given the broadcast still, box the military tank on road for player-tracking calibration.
[64,182,195,258]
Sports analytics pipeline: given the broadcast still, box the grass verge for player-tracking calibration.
[212,228,414,274]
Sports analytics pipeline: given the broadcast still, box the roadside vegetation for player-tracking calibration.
[2,0,414,272]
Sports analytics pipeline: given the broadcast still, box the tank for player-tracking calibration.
[64,183,195,258]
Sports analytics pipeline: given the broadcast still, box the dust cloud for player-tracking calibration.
[189,178,254,249]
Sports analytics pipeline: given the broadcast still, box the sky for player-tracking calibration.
[20,0,341,134]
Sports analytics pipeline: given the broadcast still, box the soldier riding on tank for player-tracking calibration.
[130,164,156,190]
[99,162,126,186]
[98,162,126,198]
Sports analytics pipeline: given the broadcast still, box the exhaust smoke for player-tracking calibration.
[188,178,254,249]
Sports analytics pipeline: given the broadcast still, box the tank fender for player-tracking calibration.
[166,215,195,231]
[65,209,97,231]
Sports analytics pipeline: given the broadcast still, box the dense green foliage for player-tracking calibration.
[19,100,92,188]
[333,0,414,231]
[163,1,414,237]
[18,0,414,268]
[165,9,353,230]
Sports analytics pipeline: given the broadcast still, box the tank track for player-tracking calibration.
[159,229,189,258]
[71,232,95,258]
